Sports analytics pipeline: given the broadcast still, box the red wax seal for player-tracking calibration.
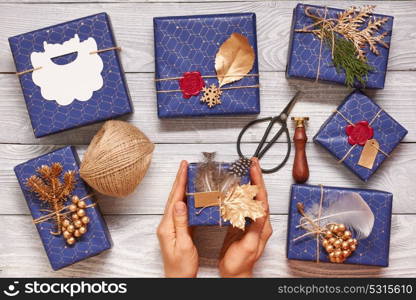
[345,121,374,146]
[179,72,205,98]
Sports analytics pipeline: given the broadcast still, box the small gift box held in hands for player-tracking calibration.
[154,13,260,117]
[287,184,392,267]
[186,153,265,229]
[14,146,112,270]
[314,91,407,181]
[287,4,393,88]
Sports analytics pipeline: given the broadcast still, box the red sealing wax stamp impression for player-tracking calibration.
[346,121,374,146]
[179,71,205,98]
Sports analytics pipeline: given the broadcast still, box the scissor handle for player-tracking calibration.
[237,116,273,157]
[236,117,292,174]
[260,126,291,174]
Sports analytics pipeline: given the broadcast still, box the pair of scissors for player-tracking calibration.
[236,91,302,174]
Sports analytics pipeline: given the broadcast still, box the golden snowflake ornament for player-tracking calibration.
[220,184,265,230]
[201,84,223,108]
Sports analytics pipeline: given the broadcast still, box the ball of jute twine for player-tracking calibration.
[80,120,154,197]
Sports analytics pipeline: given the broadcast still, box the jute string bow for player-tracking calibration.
[33,194,95,235]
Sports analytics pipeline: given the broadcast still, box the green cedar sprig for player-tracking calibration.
[320,28,373,88]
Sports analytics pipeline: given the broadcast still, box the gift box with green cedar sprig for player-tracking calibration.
[286,4,393,88]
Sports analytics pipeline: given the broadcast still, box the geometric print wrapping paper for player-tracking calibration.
[287,184,393,267]
[8,13,132,138]
[286,3,393,89]
[14,146,112,270]
[154,13,260,117]
[314,91,408,182]
[186,163,250,226]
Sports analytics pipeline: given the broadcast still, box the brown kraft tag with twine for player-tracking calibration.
[194,191,222,208]
[358,139,379,169]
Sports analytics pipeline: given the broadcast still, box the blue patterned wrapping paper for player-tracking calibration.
[8,13,132,138]
[286,3,393,88]
[186,163,250,226]
[14,146,112,270]
[314,91,407,182]
[287,184,392,267]
[154,13,260,118]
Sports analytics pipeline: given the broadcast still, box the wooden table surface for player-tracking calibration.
[0,0,415,277]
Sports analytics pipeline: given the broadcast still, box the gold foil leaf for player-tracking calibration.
[220,184,265,230]
[215,33,255,88]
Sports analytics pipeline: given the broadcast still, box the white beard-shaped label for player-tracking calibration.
[30,34,104,106]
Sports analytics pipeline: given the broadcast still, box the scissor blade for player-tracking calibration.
[281,91,302,117]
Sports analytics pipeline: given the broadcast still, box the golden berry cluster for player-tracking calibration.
[322,223,358,263]
[61,196,90,245]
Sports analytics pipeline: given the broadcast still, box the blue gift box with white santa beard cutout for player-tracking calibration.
[14,146,112,270]
[8,13,132,138]
[154,13,260,118]
[286,3,393,88]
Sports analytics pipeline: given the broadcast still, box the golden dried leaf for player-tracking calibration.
[220,184,265,230]
[215,33,255,88]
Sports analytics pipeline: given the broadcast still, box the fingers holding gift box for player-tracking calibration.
[287,184,393,267]
[186,153,265,229]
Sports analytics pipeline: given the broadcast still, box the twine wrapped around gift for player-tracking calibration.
[295,5,390,87]
[80,120,154,197]
[16,46,122,76]
[186,154,264,230]
[155,33,260,108]
[26,163,96,245]
[335,108,390,168]
[293,185,375,263]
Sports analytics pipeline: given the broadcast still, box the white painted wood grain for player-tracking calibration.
[0,70,414,144]
[1,143,414,215]
[0,215,414,277]
[0,1,415,73]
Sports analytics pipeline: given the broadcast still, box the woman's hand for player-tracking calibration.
[157,160,199,278]
[219,158,272,278]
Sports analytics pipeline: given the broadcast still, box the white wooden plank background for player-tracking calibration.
[0,0,415,277]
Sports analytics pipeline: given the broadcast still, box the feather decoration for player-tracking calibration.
[303,191,375,240]
[195,152,239,193]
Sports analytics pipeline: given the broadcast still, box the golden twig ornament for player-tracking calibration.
[27,163,90,245]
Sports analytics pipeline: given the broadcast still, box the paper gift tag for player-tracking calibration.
[194,191,222,208]
[358,139,379,169]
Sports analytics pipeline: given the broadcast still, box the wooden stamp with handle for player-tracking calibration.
[291,117,310,183]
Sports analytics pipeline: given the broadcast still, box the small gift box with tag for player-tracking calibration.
[314,91,407,181]
[14,146,112,270]
[287,184,393,267]
[286,3,393,88]
[186,153,264,229]
[9,13,132,138]
[154,13,260,117]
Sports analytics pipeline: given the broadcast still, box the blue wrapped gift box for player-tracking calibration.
[287,184,393,267]
[154,13,260,118]
[314,91,407,182]
[9,13,132,138]
[186,163,250,226]
[14,146,112,270]
[286,3,393,88]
